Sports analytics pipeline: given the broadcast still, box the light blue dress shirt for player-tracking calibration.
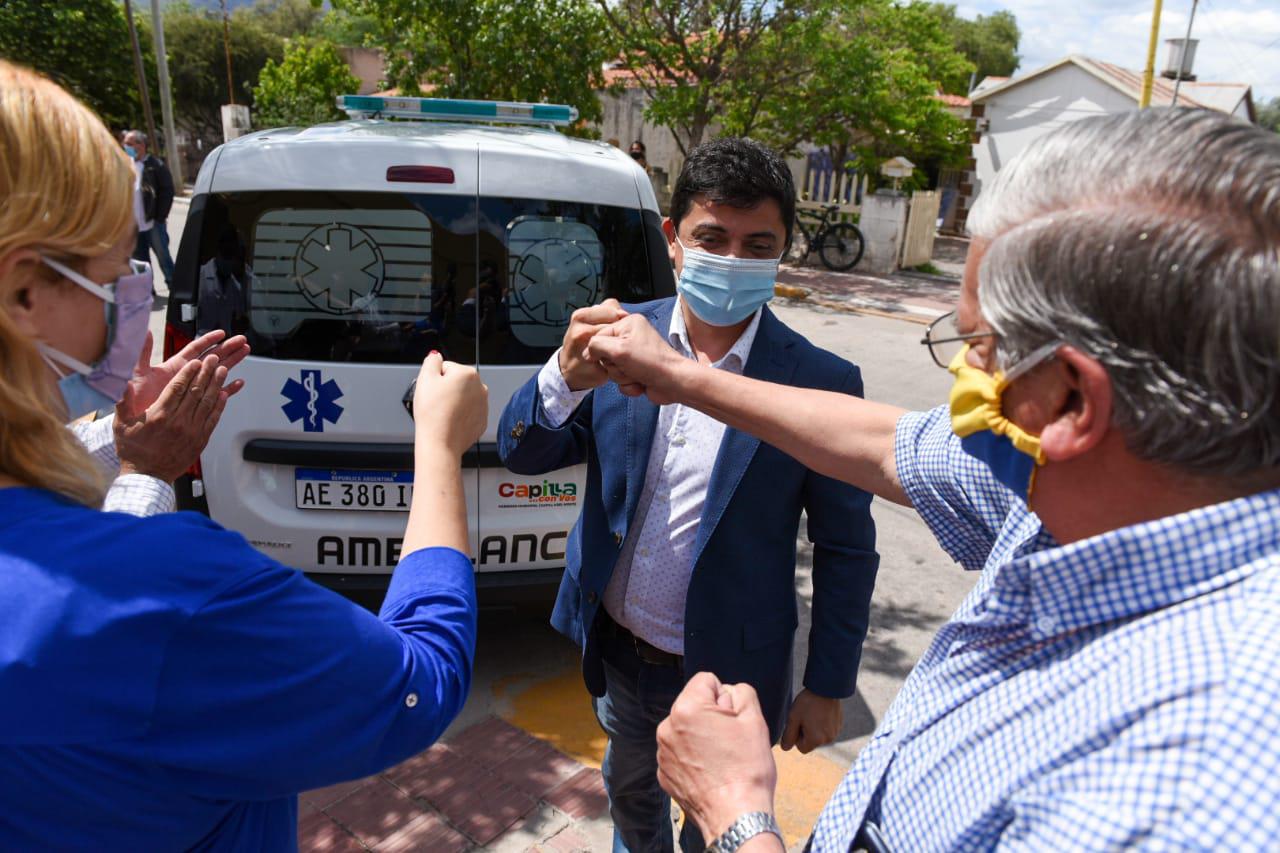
[811,405,1280,851]
[537,301,761,653]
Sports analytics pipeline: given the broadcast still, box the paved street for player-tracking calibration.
[150,203,974,850]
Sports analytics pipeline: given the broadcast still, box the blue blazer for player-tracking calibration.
[497,298,879,741]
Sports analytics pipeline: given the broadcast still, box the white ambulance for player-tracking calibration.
[164,96,675,600]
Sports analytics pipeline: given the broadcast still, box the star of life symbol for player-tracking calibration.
[293,223,385,314]
[510,238,601,326]
[281,369,344,433]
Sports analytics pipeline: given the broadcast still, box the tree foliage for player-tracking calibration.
[1258,96,1280,134]
[253,39,361,128]
[600,0,972,170]
[311,7,382,47]
[332,0,613,132]
[597,0,821,155]
[0,0,141,128]
[146,2,285,141]
[244,0,325,40]
[929,4,1020,94]
[753,0,972,173]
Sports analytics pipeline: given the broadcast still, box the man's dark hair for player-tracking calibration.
[669,137,795,244]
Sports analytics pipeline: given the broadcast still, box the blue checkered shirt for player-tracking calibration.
[810,405,1280,851]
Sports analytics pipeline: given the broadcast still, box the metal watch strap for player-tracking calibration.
[705,811,783,853]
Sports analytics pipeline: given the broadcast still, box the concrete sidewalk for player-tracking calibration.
[299,716,614,852]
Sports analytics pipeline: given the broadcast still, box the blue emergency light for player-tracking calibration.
[336,95,578,127]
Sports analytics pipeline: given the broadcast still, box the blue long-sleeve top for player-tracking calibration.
[0,487,476,851]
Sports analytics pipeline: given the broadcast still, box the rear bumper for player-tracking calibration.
[304,566,564,607]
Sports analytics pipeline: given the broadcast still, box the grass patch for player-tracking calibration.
[910,262,943,275]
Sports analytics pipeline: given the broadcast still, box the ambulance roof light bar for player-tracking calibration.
[336,95,578,128]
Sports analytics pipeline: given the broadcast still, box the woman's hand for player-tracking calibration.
[413,352,488,458]
[402,352,488,558]
[115,353,232,482]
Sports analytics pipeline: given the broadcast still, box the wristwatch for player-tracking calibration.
[705,811,783,852]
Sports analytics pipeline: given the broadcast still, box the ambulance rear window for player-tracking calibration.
[191,191,660,365]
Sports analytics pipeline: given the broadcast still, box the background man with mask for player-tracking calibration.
[497,137,879,852]
[584,109,1280,851]
[122,130,176,288]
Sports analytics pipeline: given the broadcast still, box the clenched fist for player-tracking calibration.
[558,298,629,391]
[413,351,488,457]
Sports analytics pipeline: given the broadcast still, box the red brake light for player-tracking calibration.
[386,165,455,184]
[164,321,193,361]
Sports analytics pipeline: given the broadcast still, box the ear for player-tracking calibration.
[0,247,48,337]
[1037,346,1112,463]
[662,218,680,269]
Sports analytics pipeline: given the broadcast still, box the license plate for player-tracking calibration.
[295,468,413,512]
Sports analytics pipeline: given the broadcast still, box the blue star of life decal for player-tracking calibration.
[281,369,344,433]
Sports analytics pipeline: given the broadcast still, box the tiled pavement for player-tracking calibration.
[298,716,611,851]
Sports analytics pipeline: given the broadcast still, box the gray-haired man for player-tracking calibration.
[123,130,176,286]
[585,108,1280,851]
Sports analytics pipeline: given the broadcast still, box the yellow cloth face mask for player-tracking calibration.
[947,345,1050,498]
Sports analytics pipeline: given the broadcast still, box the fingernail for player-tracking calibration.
[430,350,440,356]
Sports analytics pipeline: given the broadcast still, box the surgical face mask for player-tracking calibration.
[674,236,781,327]
[124,145,138,159]
[947,343,1058,499]
[37,256,153,420]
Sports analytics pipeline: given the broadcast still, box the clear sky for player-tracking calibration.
[959,0,1279,102]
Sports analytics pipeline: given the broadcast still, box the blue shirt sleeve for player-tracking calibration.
[143,544,476,800]
[895,405,1019,571]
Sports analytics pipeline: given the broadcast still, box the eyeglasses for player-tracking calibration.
[920,310,995,369]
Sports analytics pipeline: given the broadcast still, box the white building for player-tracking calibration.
[967,52,1255,218]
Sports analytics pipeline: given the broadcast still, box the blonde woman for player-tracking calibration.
[0,61,488,850]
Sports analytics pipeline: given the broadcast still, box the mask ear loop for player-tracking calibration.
[36,342,95,378]
[39,255,117,303]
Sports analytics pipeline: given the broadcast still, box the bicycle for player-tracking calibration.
[789,203,865,271]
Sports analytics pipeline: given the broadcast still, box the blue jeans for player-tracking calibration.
[593,628,704,853]
[148,220,176,285]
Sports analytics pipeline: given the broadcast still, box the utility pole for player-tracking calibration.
[149,0,184,188]
[122,0,158,143]
[1171,0,1199,107]
[1139,0,1165,108]
[221,0,236,105]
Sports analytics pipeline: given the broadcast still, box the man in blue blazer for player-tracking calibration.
[497,138,879,852]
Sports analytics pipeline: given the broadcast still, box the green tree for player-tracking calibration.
[1258,96,1280,133]
[929,4,1020,93]
[601,0,970,170]
[333,0,613,133]
[153,2,284,141]
[246,0,325,40]
[253,39,360,128]
[751,0,972,177]
[312,7,382,47]
[598,0,826,154]
[0,0,140,128]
